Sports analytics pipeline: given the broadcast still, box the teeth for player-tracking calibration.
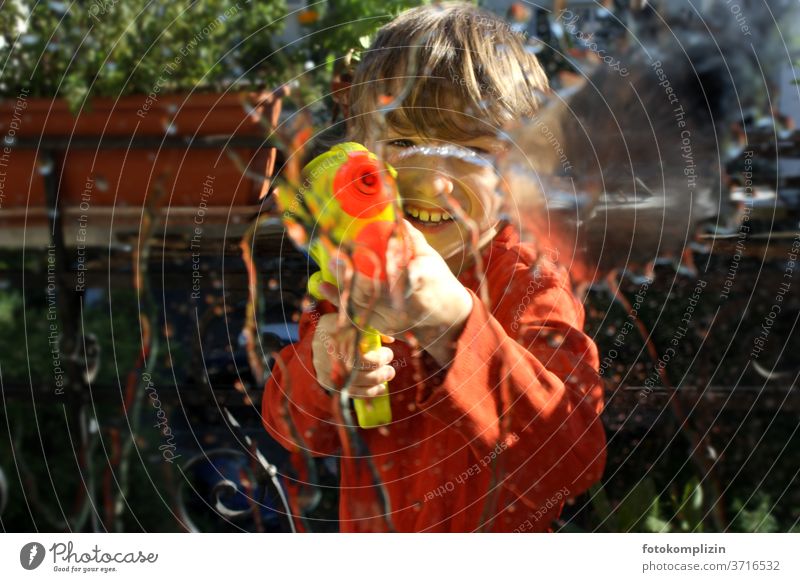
[403,205,454,223]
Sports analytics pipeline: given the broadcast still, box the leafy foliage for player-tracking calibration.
[580,477,796,533]
[0,0,288,109]
[0,0,433,114]
[303,0,432,65]
[285,0,431,119]
[731,493,781,533]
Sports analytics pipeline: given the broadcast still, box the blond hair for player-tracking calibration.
[346,2,549,143]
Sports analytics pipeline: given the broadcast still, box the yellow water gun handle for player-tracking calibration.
[353,327,393,428]
[309,270,392,429]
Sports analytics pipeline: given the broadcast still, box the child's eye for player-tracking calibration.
[469,146,491,155]
[388,139,416,148]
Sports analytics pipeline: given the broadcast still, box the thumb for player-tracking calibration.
[318,281,340,306]
[401,219,432,255]
[385,220,424,287]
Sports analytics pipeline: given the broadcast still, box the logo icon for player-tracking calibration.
[20,542,46,570]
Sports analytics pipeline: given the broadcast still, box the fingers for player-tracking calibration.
[322,258,380,312]
[311,317,396,398]
[358,346,394,370]
[348,345,395,398]
[360,383,390,398]
[325,363,393,399]
[386,228,413,284]
[318,281,339,306]
[355,346,394,370]
[321,230,416,319]
[348,271,377,307]
[349,364,396,389]
[401,219,432,254]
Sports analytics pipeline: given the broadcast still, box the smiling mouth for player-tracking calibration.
[402,203,455,226]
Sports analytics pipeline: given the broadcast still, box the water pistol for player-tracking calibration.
[277,142,401,428]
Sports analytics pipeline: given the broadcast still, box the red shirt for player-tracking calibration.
[262,224,606,532]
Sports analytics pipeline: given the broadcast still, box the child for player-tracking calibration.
[262,2,606,532]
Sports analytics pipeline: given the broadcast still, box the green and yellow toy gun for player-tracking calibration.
[277,142,401,428]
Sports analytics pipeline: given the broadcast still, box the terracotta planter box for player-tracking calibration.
[0,91,284,243]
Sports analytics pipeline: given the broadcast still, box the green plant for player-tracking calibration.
[287,0,430,116]
[587,477,707,533]
[303,0,431,65]
[0,0,288,109]
[588,479,668,532]
[0,0,435,117]
[580,475,800,533]
[731,493,781,533]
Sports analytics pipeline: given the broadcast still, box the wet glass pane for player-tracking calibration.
[1,0,799,539]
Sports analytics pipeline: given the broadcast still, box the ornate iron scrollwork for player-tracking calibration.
[175,408,295,532]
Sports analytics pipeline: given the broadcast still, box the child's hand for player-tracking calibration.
[312,313,397,398]
[319,220,473,367]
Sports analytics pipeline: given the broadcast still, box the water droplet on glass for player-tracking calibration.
[629,274,652,286]
[37,158,54,176]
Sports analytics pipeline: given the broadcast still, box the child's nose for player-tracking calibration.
[400,168,455,201]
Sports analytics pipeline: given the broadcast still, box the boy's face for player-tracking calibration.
[379,121,506,269]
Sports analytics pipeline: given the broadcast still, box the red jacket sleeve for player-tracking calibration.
[261,302,342,457]
[416,243,606,512]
